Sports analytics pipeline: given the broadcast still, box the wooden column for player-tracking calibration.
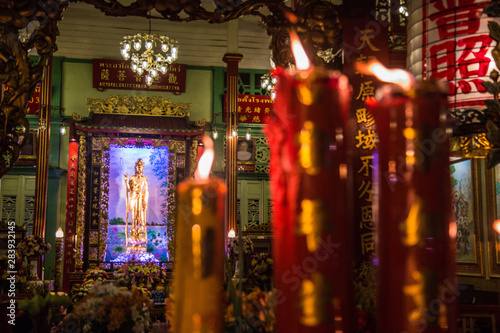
[223,53,243,236]
[33,57,52,239]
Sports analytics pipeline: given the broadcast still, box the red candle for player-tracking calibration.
[366,63,457,332]
[265,32,355,333]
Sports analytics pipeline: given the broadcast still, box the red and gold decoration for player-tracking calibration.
[93,59,186,93]
[63,122,80,292]
[342,19,389,325]
[172,136,226,333]
[265,32,354,332]
[360,61,457,332]
[223,94,274,124]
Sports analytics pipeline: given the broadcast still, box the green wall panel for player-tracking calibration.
[61,61,213,122]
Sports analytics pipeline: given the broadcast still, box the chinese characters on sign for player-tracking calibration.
[420,0,493,111]
[92,59,186,93]
[223,94,274,124]
[343,19,388,261]
[63,142,79,291]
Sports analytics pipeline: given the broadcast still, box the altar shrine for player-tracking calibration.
[1,1,500,333]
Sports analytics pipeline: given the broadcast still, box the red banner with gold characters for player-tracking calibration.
[63,141,79,293]
[92,59,186,93]
[344,19,388,266]
[224,94,274,124]
[4,83,40,114]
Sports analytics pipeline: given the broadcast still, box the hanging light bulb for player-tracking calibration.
[212,127,218,140]
[146,75,153,86]
[245,128,251,140]
[60,122,66,135]
[231,126,238,137]
[260,73,278,100]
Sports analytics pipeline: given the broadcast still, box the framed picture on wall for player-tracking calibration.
[15,130,37,166]
[486,164,500,277]
[237,138,256,172]
[450,158,483,276]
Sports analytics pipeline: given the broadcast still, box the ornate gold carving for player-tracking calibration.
[299,199,326,253]
[167,142,178,260]
[87,95,192,117]
[189,139,199,177]
[75,134,88,268]
[99,148,110,261]
[172,140,186,153]
[0,1,67,176]
[90,231,99,245]
[92,150,103,166]
[450,132,490,158]
[89,247,99,260]
[244,222,271,233]
[111,138,170,147]
[72,113,84,122]
[193,118,207,127]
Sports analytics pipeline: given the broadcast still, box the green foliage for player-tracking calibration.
[109,217,125,225]
[450,165,456,174]
[149,148,170,226]
[19,293,72,316]
[113,245,125,253]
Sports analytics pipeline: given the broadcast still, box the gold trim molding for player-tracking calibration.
[87,95,192,117]
[450,133,490,159]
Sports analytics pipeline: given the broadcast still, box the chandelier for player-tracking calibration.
[260,73,278,100]
[120,27,178,86]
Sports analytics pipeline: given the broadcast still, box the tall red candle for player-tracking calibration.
[371,80,457,332]
[265,34,354,333]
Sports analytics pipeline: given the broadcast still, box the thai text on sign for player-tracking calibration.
[223,94,274,124]
[418,0,493,110]
[93,59,186,93]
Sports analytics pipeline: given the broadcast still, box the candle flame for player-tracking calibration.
[290,30,310,71]
[356,60,414,92]
[494,219,500,234]
[194,135,214,181]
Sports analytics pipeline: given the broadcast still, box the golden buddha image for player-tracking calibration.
[124,158,149,253]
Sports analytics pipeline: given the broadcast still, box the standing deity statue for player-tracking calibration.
[124,158,149,252]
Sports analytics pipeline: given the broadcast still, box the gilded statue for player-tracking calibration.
[125,158,149,251]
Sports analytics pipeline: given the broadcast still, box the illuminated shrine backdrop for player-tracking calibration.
[106,145,170,262]
[408,0,497,115]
